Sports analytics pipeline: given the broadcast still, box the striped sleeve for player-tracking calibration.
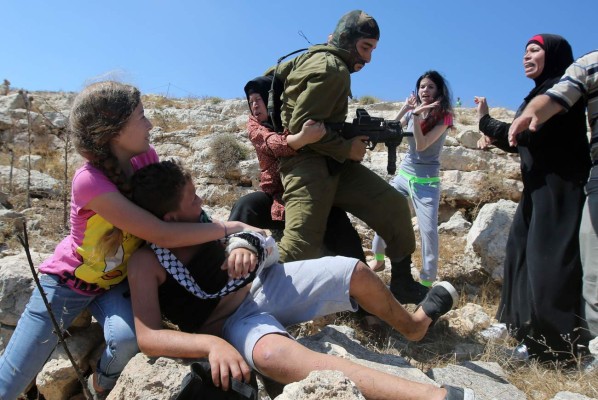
[546,51,598,114]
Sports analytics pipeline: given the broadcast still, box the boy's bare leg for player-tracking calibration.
[349,261,432,341]
[253,334,447,400]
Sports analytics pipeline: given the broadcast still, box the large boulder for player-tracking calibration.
[0,93,26,111]
[427,361,526,400]
[464,200,518,281]
[441,170,522,207]
[552,392,598,400]
[0,251,51,326]
[455,129,484,149]
[0,250,93,356]
[108,354,192,400]
[19,154,44,170]
[275,370,365,400]
[438,211,471,235]
[36,323,104,400]
[440,146,520,179]
[0,112,12,130]
[444,303,492,337]
[0,165,61,198]
[298,325,434,386]
[0,209,26,237]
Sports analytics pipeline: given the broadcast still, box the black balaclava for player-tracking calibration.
[243,75,283,130]
[329,10,380,73]
[525,33,573,87]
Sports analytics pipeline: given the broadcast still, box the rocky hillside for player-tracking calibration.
[0,90,596,400]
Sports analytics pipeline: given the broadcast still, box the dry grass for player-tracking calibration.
[149,108,191,132]
[43,153,78,185]
[477,335,598,399]
[142,94,191,109]
[357,95,380,105]
[207,133,250,177]
[142,94,196,132]
[468,172,515,221]
[202,96,224,105]
[142,94,223,108]
[203,188,243,209]
[506,361,598,399]
[454,109,477,126]
[7,193,69,245]
[194,125,214,137]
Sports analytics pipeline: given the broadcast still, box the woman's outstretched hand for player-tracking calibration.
[406,92,417,109]
[413,100,440,115]
[474,96,489,119]
[477,134,495,150]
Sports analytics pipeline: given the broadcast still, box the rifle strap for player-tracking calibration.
[268,48,308,132]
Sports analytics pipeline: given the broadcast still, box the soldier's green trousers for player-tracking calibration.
[279,155,415,262]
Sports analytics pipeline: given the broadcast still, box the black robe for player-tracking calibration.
[480,34,591,360]
[481,34,591,361]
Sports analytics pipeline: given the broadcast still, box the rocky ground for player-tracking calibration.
[0,90,596,399]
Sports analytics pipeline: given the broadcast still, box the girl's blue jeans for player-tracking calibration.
[0,273,138,399]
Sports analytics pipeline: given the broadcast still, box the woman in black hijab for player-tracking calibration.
[476,34,590,362]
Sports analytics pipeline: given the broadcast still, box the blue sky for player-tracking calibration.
[3,1,594,110]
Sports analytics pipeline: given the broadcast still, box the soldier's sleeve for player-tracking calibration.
[289,69,353,162]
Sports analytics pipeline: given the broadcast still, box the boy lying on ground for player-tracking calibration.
[126,160,474,400]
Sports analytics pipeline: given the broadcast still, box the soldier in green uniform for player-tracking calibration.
[268,10,429,304]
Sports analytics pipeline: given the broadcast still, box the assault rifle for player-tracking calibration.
[329,108,412,175]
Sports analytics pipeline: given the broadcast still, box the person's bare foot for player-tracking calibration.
[367,259,385,272]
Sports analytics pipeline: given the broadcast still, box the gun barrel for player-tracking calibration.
[327,109,415,175]
[386,143,397,175]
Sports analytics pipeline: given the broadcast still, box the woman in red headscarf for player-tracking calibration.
[475,34,590,362]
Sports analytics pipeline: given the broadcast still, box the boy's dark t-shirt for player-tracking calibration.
[157,240,229,332]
